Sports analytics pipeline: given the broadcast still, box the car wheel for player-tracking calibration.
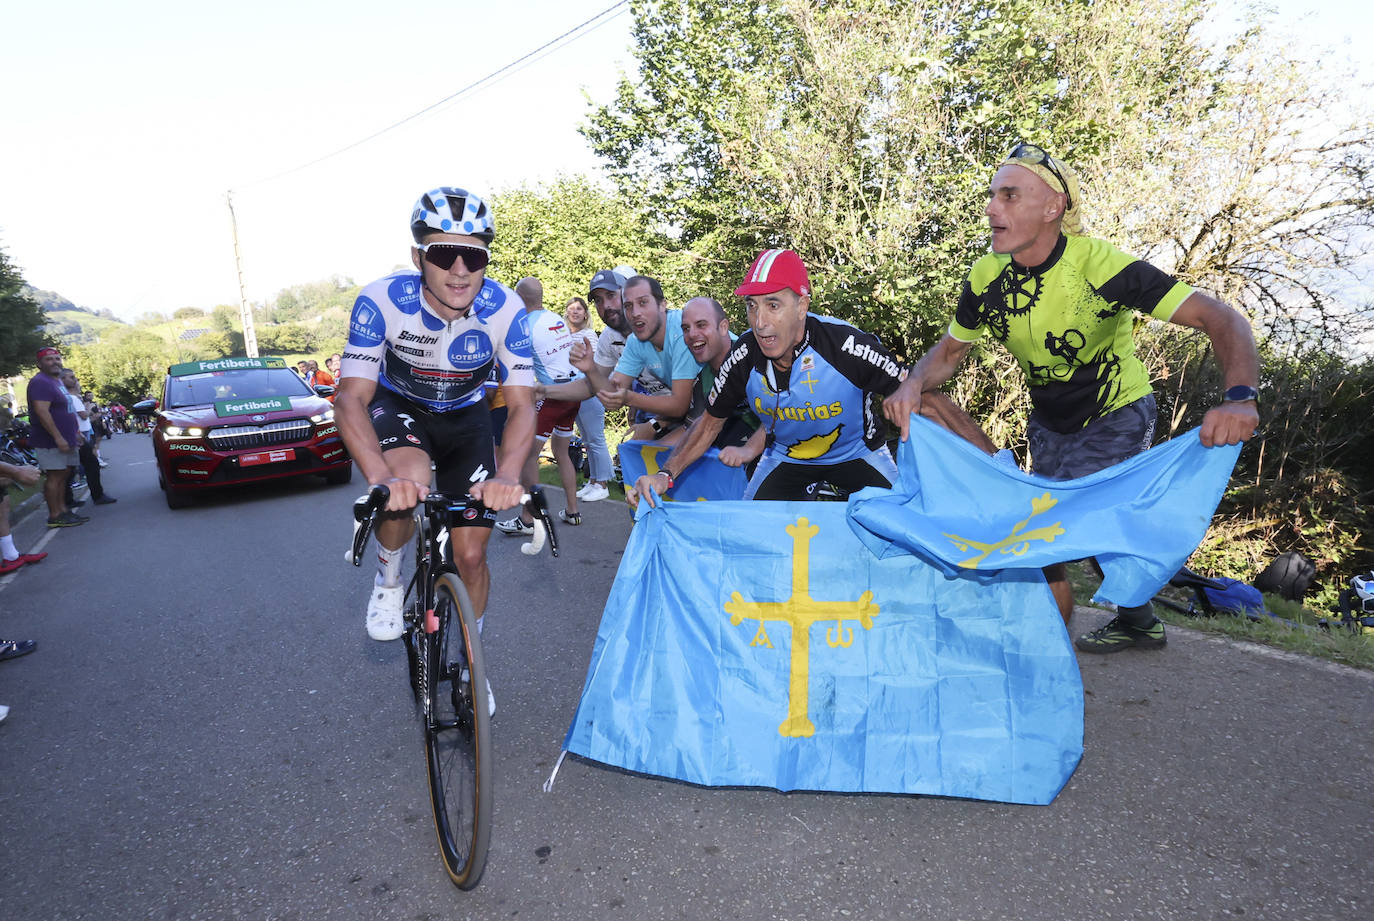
[165,486,193,509]
[324,463,353,486]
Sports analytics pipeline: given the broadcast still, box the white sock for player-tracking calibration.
[0,535,17,561]
[375,544,403,588]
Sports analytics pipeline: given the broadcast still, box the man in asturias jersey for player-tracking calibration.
[334,188,535,691]
[630,249,991,505]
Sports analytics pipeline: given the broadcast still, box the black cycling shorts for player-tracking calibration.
[369,388,497,523]
[748,456,894,501]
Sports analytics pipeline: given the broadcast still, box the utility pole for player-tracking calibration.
[226,191,260,358]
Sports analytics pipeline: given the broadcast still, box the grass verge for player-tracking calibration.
[1067,561,1374,671]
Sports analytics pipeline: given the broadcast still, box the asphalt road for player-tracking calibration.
[1,433,1370,921]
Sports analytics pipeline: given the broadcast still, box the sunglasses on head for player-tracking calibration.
[417,242,490,273]
[1008,142,1072,211]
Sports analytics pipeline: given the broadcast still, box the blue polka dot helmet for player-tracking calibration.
[410,187,495,244]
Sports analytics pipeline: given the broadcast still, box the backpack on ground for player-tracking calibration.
[1252,551,1316,602]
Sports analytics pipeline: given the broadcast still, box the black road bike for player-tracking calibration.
[349,485,557,888]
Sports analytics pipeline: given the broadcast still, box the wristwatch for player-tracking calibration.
[1222,385,1260,405]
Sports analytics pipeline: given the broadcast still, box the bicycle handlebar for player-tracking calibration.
[345,484,559,566]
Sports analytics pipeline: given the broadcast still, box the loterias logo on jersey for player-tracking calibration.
[388,275,422,315]
[448,331,494,370]
[348,297,386,347]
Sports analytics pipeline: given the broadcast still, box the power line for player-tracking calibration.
[235,1,630,191]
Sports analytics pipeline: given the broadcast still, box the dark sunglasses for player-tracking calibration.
[1008,142,1072,211]
[418,242,490,272]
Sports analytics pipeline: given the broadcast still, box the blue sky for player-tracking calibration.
[0,0,1367,322]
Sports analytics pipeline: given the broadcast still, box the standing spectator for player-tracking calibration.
[562,296,612,502]
[62,370,116,506]
[496,277,584,532]
[296,360,312,383]
[26,347,86,527]
[84,391,110,466]
[326,353,343,381]
[883,142,1258,648]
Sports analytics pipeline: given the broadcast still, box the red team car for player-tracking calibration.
[135,357,352,508]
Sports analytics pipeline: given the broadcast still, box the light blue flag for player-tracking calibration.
[618,440,747,501]
[561,501,1083,805]
[848,417,1242,607]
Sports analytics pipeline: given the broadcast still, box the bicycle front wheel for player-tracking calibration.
[425,572,493,889]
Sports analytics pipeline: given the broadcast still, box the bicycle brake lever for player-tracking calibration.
[526,487,559,557]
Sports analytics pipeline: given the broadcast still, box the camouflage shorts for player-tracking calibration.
[1028,394,1156,481]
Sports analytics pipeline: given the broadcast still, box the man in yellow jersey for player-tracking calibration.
[885,143,1260,653]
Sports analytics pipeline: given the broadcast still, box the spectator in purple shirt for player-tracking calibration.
[26,348,87,528]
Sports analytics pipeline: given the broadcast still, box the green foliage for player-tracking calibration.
[173,306,206,320]
[0,248,54,377]
[209,304,239,332]
[265,276,358,323]
[489,175,688,313]
[256,323,315,354]
[65,328,172,405]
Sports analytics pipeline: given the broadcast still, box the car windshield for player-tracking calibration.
[164,368,313,409]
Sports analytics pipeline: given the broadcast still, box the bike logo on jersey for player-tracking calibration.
[348,297,386,347]
[449,332,494,370]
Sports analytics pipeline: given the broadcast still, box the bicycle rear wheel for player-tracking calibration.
[425,572,492,889]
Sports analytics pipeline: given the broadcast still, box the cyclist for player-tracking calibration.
[335,188,536,691]
[631,249,992,505]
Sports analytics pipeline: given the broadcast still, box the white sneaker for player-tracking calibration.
[366,584,404,641]
[579,482,610,502]
[495,516,534,535]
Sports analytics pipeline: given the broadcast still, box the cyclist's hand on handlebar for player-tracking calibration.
[469,475,525,512]
[374,475,428,512]
[882,377,924,442]
[629,473,668,510]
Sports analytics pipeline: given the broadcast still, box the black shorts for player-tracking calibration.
[748,456,894,501]
[369,389,497,524]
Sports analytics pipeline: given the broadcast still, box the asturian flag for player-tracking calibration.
[559,500,1083,806]
[847,417,1243,607]
[618,440,747,502]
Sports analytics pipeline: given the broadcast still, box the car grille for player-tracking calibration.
[208,419,313,451]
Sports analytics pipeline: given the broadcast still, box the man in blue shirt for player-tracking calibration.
[544,275,701,442]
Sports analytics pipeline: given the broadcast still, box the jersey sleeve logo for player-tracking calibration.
[348,297,387,347]
[506,312,533,356]
[387,276,423,316]
[474,279,503,317]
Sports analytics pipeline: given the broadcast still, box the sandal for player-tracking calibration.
[559,509,582,526]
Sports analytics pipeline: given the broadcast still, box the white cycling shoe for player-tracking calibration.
[366,584,405,641]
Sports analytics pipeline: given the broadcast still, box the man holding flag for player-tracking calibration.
[883,142,1260,652]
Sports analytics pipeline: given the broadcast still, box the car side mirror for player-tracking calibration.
[131,399,158,415]
[313,385,336,398]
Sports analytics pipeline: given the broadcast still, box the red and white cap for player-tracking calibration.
[734,249,810,298]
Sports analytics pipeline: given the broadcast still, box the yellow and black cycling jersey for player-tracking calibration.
[951,234,1192,433]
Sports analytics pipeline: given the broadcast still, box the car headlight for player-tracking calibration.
[163,426,205,438]
[310,409,335,424]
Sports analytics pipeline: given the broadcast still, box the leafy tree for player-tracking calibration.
[210,304,239,332]
[173,306,206,320]
[585,0,1373,359]
[490,175,685,313]
[0,246,53,377]
[585,0,1373,588]
[65,328,171,406]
